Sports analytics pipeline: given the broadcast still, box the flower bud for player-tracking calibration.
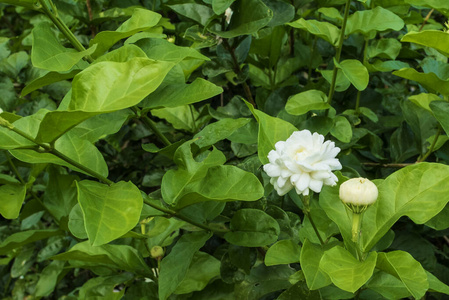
[150,246,164,259]
[339,178,378,213]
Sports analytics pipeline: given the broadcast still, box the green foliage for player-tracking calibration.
[1,0,449,298]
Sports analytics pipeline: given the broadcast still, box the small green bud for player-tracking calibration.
[150,246,164,259]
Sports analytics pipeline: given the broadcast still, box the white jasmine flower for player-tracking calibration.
[339,178,378,207]
[263,130,342,196]
[225,7,233,25]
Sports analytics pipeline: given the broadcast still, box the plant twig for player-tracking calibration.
[131,107,172,147]
[222,39,256,107]
[417,126,441,163]
[362,162,414,168]
[419,9,434,32]
[327,0,352,106]
[86,0,97,37]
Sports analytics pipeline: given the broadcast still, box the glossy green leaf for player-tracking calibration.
[408,93,441,112]
[168,3,214,26]
[141,78,222,110]
[0,184,26,219]
[288,19,340,46]
[285,90,330,115]
[151,105,202,133]
[68,204,88,239]
[427,271,449,295]
[365,271,412,299]
[31,23,94,72]
[224,209,280,247]
[321,69,351,92]
[320,246,377,293]
[430,101,449,136]
[402,30,449,57]
[246,103,297,164]
[300,239,332,290]
[393,68,449,96]
[90,8,161,58]
[76,180,143,246]
[376,251,428,299]
[175,252,221,294]
[336,59,369,91]
[345,6,404,36]
[193,118,251,148]
[330,115,352,143]
[159,231,212,300]
[69,58,175,112]
[35,110,98,143]
[51,241,150,275]
[209,0,273,38]
[161,141,264,208]
[0,229,63,255]
[264,239,301,266]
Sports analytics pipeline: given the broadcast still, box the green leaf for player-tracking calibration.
[367,38,402,60]
[0,184,26,219]
[285,90,330,115]
[90,8,161,58]
[76,180,143,246]
[35,111,99,143]
[264,239,301,266]
[212,0,235,14]
[21,69,80,97]
[365,271,412,299]
[330,115,352,143]
[0,0,39,10]
[79,274,131,300]
[345,6,404,36]
[336,59,369,91]
[69,58,175,112]
[300,239,332,290]
[68,204,88,239]
[427,271,449,295]
[193,118,251,148]
[430,101,449,136]
[159,231,212,300]
[404,0,449,14]
[320,246,377,293]
[51,241,150,275]
[393,68,449,96]
[288,19,340,46]
[321,69,351,92]
[175,252,221,294]
[35,261,66,298]
[151,105,202,133]
[277,281,321,300]
[408,93,441,112]
[376,251,429,299]
[246,103,297,164]
[402,30,449,57]
[0,229,63,255]
[11,132,108,178]
[209,0,273,38]
[135,38,210,63]
[141,78,222,110]
[224,209,280,247]
[161,141,264,208]
[168,3,214,26]
[31,23,94,72]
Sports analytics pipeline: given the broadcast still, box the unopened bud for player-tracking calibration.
[150,246,164,259]
[339,178,378,213]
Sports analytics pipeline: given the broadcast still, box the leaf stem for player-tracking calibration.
[0,120,112,185]
[38,0,94,63]
[132,107,172,147]
[222,39,256,107]
[143,198,225,234]
[417,126,441,163]
[327,0,352,106]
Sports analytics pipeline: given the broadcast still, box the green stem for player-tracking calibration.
[143,198,224,234]
[1,121,112,185]
[132,107,172,147]
[327,0,352,106]
[352,212,364,261]
[38,0,94,63]
[417,126,441,163]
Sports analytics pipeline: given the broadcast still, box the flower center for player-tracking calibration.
[294,147,309,161]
